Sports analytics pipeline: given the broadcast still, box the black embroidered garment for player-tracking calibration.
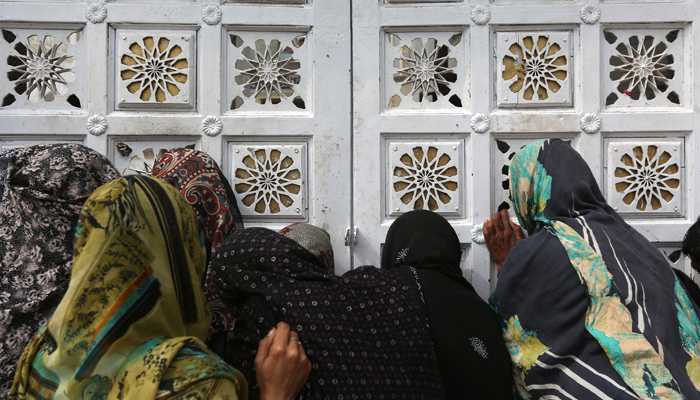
[0,144,119,398]
[382,210,514,400]
[211,228,446,400]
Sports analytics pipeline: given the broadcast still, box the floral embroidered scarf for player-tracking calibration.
[492,139,700,399]
[0,144,119,398]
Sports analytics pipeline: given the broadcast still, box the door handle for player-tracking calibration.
[344,226,358,246]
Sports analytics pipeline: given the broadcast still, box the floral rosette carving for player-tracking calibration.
[471,5,491,25]
[202,116,222,136]
[393,145,458,212]
[580,113,601,134]
[471,113,491,133]
[202,5,222,25]
[580,4,601,25]
[86,2,107,24]
[86,114,107,136]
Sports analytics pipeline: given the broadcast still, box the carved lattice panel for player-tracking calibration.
[384,30,466,111]
[387,141,463,217]
[606,139,683,217]
[654,244,699,287]
[0,27,85,111]
[656,244,685,269]
[226,30,310,113]
[496,31,572,108]
[603,28,684,108]
[230,144,307,219]
[493,138,526,213]
[115,30,195,111]
[108,138,199,176]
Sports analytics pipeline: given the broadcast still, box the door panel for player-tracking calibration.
[0,0,353,273]
[352,0,700,299]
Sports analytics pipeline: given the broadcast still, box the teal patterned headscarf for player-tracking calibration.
[508,139,552,234]
[495,139,700,399]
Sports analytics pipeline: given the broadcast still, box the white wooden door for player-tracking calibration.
[3,0,699,286]
[0,0,353,273]
[352,0,700,299]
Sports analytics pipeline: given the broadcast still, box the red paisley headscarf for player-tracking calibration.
[152,148,244,336]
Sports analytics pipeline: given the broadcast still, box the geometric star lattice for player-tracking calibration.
[231,144,306,218]
[496,31,571,108]
[608,140,682,216]
[2,29,82,109]
[604,29,682,107]
[229,34,307,111]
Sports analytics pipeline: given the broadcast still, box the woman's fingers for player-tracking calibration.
[255,327,276,367]
[491,212,503,234]
[296,341,312,374]
[256,322,311,400]
[500,210,512,238]
[511,221,525,240]
[286,331,300,358]
[483,220,492,239]
[271,321,291,355]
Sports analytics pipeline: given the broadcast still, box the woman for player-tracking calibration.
[10,176,309,400]
[0,144,119,397]
[382,210,514,399]
[485,139,700,399]
[210,227,446,400]
[278,223,334,273]
[151,148,244,348]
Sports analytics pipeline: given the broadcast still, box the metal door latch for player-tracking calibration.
[344,226,358,246]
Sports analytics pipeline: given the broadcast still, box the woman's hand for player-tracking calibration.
[483,209,525,271]
[255,322,311,400]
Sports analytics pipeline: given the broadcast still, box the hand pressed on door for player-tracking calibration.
[483,209,525,271]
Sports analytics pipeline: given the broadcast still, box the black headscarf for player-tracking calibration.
[210,227,446,400]
[382,210,514,400]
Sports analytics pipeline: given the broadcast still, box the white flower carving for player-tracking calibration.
[86,114,107,136]
[608,33,676,103]
[579,4,600,24]
[123,147,167,176]
[471,5,491,25]
[202,116,222,136]
[471,113,491,133]
[86,2,107,24]
[202,5,222,26]
[471,223,485,244]
[580,113,601,134]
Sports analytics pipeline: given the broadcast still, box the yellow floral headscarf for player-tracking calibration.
[10,176,247,400]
